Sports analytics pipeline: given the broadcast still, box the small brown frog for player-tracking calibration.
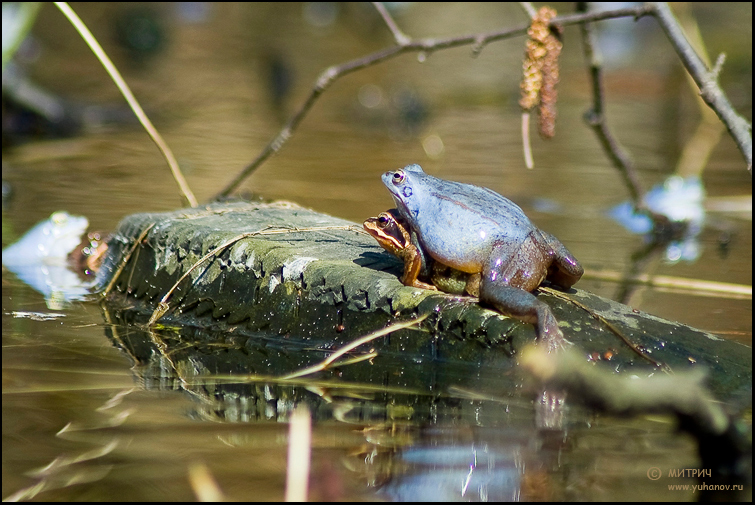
[363,209,479,296]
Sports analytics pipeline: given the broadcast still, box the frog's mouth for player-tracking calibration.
[382,172,401,200]
[386,193,406,213]
[390,199,421,227]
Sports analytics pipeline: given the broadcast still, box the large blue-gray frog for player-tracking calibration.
[381,164,583,350]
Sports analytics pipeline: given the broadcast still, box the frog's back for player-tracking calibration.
[408,176,536,272]
[385,165,543,272]
[417,176,534,235]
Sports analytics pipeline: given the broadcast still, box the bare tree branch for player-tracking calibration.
[651,3,752,173]
[214,3,751,200]
[577,3,644,204]
[518,2,538,19]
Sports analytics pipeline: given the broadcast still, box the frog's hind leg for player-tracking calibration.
[480,237,566,352]
[479,282,566,353]
[540,231,583,289]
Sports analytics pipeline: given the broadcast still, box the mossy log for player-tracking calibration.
[95,201,750,399]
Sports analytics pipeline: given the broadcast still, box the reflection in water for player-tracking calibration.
[609,175,705,262]
[608,175,712,305]
[86,299,704,501]
[2,211,94,308]
[377,443,522,501]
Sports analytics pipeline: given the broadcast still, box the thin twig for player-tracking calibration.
[540,286,670,371]
[371,2,410,46]
[671,4,725,178]
[582,269,752,300]
[281,313,430,379]
[214,5,657,199]
[577,2,644,205]
[521,112,534,169]
[651,3,752,172]
[518,2,538,19]
[54,2,198,207]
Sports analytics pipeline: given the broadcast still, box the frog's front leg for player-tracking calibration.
[540,231,583,289]
[401,243,437,291]
[479,237,566,352]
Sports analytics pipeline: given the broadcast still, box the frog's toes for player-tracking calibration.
[541,328,570,354]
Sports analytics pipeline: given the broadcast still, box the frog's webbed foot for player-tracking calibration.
[408,279,438,290]
[479,282,567,352]
[538,306,571,354]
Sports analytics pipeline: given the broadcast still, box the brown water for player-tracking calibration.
[2,3,751,501]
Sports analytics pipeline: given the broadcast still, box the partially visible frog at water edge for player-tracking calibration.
[380,164,583,351]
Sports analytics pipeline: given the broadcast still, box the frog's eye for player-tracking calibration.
[392,171,405,185]
[377,215,391,225]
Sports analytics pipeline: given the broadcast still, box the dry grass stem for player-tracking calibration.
[282,313,430,380]
[53,2,198,206]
